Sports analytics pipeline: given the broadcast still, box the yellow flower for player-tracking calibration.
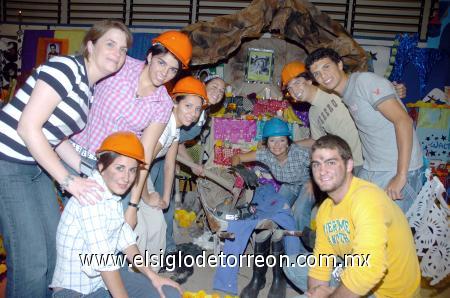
[175,209,196,228]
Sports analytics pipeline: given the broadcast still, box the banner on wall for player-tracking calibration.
[54,30,86,55]
[416,107,450,163]
[0,37,18,88]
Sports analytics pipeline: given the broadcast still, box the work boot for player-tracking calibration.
[268,238,287,298]
[240,236,271,298]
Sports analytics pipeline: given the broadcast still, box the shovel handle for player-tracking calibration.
[176,155,235,192]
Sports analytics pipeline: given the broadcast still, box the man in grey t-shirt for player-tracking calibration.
[305,48,423,213]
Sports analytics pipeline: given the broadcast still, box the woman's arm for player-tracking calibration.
[231,151,257,166]
[178,143,204,176]
[160,141,178,209]
[54,139,82,173]
[125,123,165,227]
[100,270,128,298]
[124,244,182,297]
[177,143,191,161]
[17,80,102,204]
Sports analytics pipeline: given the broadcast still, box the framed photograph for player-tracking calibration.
[35,38,69,67]
[194,64,224,82]
[245,48,274,84]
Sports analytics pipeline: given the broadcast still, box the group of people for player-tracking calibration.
[0,20,226,298]
[230,49,423,297]
[0,18,424,298]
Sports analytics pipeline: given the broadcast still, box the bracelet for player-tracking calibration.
[128,202,139,209]
[60,174,75,193]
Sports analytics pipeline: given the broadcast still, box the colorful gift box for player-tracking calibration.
[252,99,289,117]
[213,118,257,143]
[213,146,241,166]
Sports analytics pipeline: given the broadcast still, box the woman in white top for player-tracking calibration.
[134,76,208,268]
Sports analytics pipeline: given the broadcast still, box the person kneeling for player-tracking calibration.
[50,132,181,298]
[284,135,420,298]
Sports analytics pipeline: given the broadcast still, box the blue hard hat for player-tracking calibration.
[262,118,291,138]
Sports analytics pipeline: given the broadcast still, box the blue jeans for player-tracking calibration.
[283,255,375,298]
[358,168,423,214]
[52,267,180,298]
[150,158,177,253]
[279,184,315,253]
[0,159,61,298]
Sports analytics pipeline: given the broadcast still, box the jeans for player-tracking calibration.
[279,184,315,253]
[52,267,180,298]
[0,159,61,298]
[149,158,177,253]
[283,255,375,298]
[358,168,423,214]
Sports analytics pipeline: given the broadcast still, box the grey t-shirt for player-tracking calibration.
[309,88,364,167]
[342,72,422,171]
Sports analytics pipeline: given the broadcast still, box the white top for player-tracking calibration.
[147,112,180,193]
[156,113,180,159]
[50,171,136,294]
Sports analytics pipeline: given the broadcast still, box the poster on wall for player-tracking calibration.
[0,37,19,100]
[35,37,69,67]
[245,48,274,84]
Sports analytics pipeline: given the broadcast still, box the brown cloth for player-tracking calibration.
[182,0,367,72]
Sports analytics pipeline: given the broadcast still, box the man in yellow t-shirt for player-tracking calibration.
[284,135,420,298]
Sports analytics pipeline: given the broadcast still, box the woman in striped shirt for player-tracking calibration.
[0,20,132,297]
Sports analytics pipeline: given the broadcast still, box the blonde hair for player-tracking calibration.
[80,20,132,60]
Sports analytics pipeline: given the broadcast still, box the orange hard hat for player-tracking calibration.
[152,31,192,69]
[281,61,306,88]
[172,76,208,104]
[96,132,146,164]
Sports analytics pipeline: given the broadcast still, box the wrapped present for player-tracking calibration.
[213,118,257,143]
[252,99,290,117]
[214,146,241,166]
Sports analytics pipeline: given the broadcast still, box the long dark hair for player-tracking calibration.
[96,151,120,173]
[145,43,182,77]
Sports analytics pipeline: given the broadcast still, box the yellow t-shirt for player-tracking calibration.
[308,178,420,298]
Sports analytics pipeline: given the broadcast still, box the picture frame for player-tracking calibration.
[194,64,225,82]
[245,48,274,84]
[35,38,69,67]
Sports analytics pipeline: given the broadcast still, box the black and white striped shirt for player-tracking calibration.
[0,55,92,164]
